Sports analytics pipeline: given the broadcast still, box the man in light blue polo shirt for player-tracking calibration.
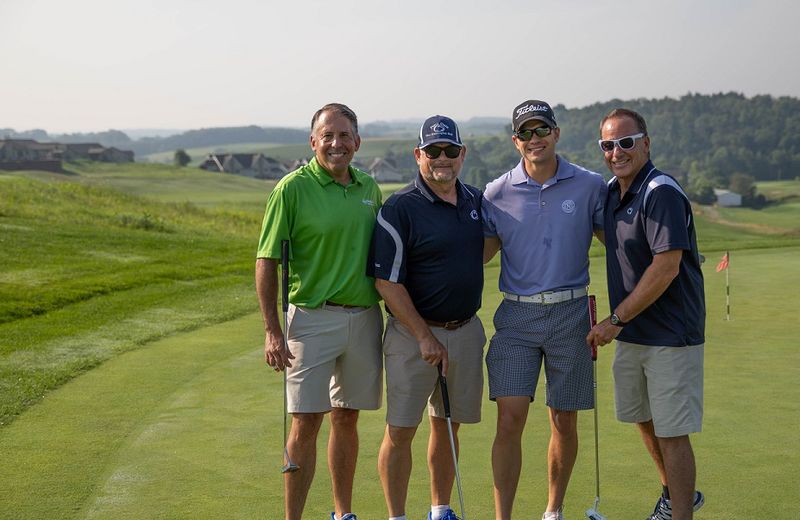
[482,99,606,520]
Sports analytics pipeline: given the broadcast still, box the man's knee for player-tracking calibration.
[330,407,359,429]
[384,424,417,449]
[495,398,530,438]
[549,408,578,437]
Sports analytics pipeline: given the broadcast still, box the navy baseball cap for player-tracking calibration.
[418,115,463,148]
[512,100,557,132]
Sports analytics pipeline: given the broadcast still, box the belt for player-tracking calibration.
[324,300,367,309]
[424,316,473,331]
[503,287,588,305]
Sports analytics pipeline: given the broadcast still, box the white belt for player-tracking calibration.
[504,287,588,305]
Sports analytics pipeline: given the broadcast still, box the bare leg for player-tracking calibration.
[329,408,359,517]
[546,408,578,512]
[285,412,325,520]
[637,420,668,485]
[491,396,530,520]
[429,416,459,507]
[658,435,696,520]
[378,424,418,517]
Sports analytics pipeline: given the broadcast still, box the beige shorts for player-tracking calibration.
[613,340,704,437]
[285,303,383,413]
[384,315,486,428]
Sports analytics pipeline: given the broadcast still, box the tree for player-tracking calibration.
[174,149,191,167]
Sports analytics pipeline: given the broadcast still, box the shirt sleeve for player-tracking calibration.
[481,193,499,237]
[593,177,608,231]
[369,201,408,283]
[256,182,292,260]
[644,186,691,254]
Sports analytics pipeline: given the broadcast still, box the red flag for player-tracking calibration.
[716,252,729,272]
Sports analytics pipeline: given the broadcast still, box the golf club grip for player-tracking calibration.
[281,240,289,314]
[589,295,598,360]
[437,364,452,418]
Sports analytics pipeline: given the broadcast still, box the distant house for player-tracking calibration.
[361,157,404,183]
[0,139,63,172]
[63,143,134,162]
[285,158,309,172]
[200,153,288,179]
[0,138,133,171]
[714,189,742,207]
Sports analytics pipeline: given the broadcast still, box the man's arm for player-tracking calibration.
[483,236,501,264]
[375,278,450,375]
[587,249,682,348]
[255,257,294,370]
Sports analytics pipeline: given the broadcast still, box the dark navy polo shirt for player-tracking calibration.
[605,161,705,347]
[369,174,484,323]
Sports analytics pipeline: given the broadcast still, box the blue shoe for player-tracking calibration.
[646,491,705,519]
[427,509,461,520]
[330,514,357,520]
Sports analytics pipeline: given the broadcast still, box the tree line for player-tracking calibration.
[446,92,799,206]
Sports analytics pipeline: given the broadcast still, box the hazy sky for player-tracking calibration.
[2,0,798,133]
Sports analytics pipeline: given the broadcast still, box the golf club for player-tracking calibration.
[437,364,466,520]
[585,294,607,520]
[281,239,299,474]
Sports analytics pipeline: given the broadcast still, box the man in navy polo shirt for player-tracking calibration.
[369,115,485,520]
[587,108,705,520]
[482,100,606,520]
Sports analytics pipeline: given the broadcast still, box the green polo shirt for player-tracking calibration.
[257,157,382,308]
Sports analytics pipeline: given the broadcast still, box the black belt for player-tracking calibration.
[424,316,473,331]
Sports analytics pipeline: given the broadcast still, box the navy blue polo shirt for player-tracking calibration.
[605,161,705,347]
[369,174,484,323]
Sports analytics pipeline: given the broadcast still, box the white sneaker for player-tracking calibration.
[542,509,564,520]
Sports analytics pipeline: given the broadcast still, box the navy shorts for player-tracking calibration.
[486,296,594,410]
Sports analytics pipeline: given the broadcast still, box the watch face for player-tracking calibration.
[611,314,621,325]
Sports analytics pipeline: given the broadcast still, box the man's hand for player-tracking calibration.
[264,331,294,372]
[586,317,623,350]
[418,334,449,376]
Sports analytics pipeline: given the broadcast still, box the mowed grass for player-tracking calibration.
[1,167,799,518]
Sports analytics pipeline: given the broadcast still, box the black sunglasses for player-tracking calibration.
[515,126,552,141]
[423,144,462,159]
[598,133,646,153]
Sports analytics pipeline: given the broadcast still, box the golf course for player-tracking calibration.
[1,162,798,519]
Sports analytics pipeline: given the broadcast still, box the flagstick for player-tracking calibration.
[725,250,731,321]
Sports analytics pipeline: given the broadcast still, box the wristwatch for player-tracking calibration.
[610,313,628,327]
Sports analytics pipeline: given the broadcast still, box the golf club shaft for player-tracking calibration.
[588,295,600,501]
[438,365,466,520]
[281,239,297,472]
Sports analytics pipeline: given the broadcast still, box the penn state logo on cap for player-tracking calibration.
[512,100,557,132]
[418,115,463,148]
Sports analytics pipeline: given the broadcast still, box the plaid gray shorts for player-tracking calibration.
[486,296,594,410]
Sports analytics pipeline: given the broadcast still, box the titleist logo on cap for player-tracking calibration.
[516,104,550,117]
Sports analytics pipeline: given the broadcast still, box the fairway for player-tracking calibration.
[2,166,800,518]
[1,249,799,518]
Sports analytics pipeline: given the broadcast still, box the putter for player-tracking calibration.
[438,364,466,520]
[585,295,607,520]
[281,239,299,474]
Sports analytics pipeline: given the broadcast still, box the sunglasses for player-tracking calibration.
[423,144,462,159]
[515,126,552,141]
[598,133,646,152]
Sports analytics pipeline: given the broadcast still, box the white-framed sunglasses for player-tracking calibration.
[598,133,645,152]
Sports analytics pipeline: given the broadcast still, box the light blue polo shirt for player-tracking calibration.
[482,155,606,295]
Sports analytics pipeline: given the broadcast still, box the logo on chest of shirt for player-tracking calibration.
[362,199,376,206]
[470,209,479,220]
[561,199,576,214]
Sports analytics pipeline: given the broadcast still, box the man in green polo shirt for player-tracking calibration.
[256,103,383,520]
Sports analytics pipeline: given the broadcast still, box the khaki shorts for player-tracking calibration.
[384,316,486,428]
[613,340,704,437]
[286,303,383,413]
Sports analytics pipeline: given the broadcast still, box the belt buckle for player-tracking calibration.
[541,291,556,304]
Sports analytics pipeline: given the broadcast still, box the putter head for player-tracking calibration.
[585,508,607,520]
[281,462,299,473]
